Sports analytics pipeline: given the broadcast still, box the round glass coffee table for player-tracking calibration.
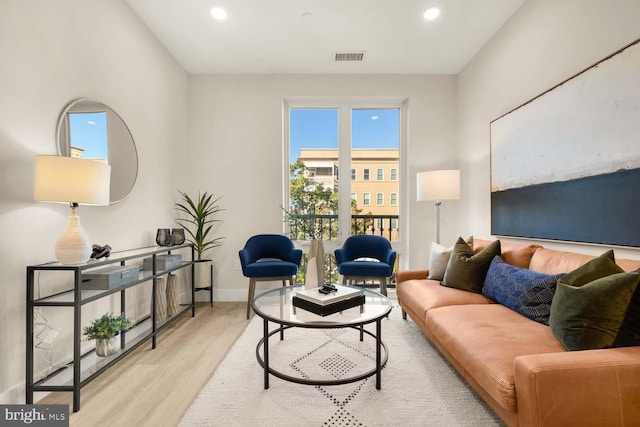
[252,284,392,390]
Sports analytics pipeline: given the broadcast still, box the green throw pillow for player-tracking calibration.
[549,271,640,351]
[442,237,501,293]
[560,249,623,286]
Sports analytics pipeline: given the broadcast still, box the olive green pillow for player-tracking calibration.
[549,250,640,351]
[560,250,623,286]
[442,238,501,293]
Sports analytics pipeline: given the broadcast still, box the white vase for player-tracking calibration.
[95,336,120,357]
[194,260,212,287]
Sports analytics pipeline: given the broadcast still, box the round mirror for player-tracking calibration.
[56,98,138,204]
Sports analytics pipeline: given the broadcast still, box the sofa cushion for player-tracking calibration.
[549,254,640,351]
[442,238,501,293]
[473,239,542,268]
[427,236,473,281]
[426,304,566,411]
[483,255,562,325]
[397,279,494,324]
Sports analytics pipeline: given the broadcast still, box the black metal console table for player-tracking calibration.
[25,244,195,412]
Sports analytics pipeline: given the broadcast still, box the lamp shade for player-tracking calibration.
[34,156,111,205]
[417,169,460,201]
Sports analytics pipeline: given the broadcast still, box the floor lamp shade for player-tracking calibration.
[416,170,461,202]
[416,170,460,244]
[34,156,111,264]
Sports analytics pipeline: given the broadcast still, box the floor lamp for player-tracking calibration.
[417,170,460,244]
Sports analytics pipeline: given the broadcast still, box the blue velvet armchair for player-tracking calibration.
[239,234,303,318]
[334,235,396,296]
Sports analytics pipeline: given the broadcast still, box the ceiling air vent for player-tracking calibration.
[334,51,365,62]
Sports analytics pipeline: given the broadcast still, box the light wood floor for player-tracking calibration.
[39,302,250,427]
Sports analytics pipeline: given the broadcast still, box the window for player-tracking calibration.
[390,193,397,206]
[287,104,403,248]
[391,218,398,230]
[375,218,382,230]
[391,168,397,181]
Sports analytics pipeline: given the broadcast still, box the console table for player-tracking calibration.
[26,244,195,412]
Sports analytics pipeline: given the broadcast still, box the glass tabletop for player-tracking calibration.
[252,284,391,326]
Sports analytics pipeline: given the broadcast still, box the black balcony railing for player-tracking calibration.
[286,214,399,242]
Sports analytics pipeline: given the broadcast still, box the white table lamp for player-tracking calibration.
[34,156,111,264]
[417,169,460,244]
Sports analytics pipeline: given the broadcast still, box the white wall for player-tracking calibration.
[0,0,188,403]
[188,74,458,300]
[457,0,640,259]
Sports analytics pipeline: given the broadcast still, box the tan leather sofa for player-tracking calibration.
[397,240,640,427]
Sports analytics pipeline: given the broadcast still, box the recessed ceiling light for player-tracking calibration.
[210,7,227,21]
[302,12,314,20]
[423,7,441,21]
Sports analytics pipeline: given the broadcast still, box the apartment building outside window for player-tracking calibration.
[377,168,384,180]
[351,168,356,180]
[363,192,370,206]
[391,168,397,181]
[363,168,370,181]
[390,192,397,206]
[376,192,384,206]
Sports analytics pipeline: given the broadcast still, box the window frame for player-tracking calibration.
[283,97,408,269]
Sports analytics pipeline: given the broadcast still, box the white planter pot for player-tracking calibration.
[194,260,212,287]
[95,336,120,357]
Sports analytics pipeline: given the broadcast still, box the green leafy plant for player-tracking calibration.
[83,313,132,341]
[175,191,224,260]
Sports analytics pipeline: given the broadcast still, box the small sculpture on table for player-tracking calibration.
[90,244,112,260]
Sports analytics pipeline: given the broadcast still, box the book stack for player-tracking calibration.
[293,285,365,317]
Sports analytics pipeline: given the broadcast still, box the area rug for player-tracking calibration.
[179,301,505,427]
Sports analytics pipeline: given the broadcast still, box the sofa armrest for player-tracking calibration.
[514,347,640,427]
[396,269,429,283]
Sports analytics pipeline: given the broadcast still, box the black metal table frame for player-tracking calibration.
[253,303,391,390]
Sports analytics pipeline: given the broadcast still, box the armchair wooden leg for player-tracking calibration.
[380,277,387,296]
[402,309,407,320]
[247,278,256,319]
[288,276,295,286]
[342,276,347,285]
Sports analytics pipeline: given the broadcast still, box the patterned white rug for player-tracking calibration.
[180,301,504,427]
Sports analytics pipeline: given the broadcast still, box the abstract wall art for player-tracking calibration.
[490,38,640,247]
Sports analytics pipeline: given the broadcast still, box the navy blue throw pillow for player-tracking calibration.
[483,255,563,325]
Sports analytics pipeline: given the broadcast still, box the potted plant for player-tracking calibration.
[83,312,132,357]
[175,191,224,288]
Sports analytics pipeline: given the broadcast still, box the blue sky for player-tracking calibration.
[68,112,109,159]
[289,108,399,164]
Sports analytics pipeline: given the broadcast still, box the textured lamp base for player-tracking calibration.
[55,213,91,265]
